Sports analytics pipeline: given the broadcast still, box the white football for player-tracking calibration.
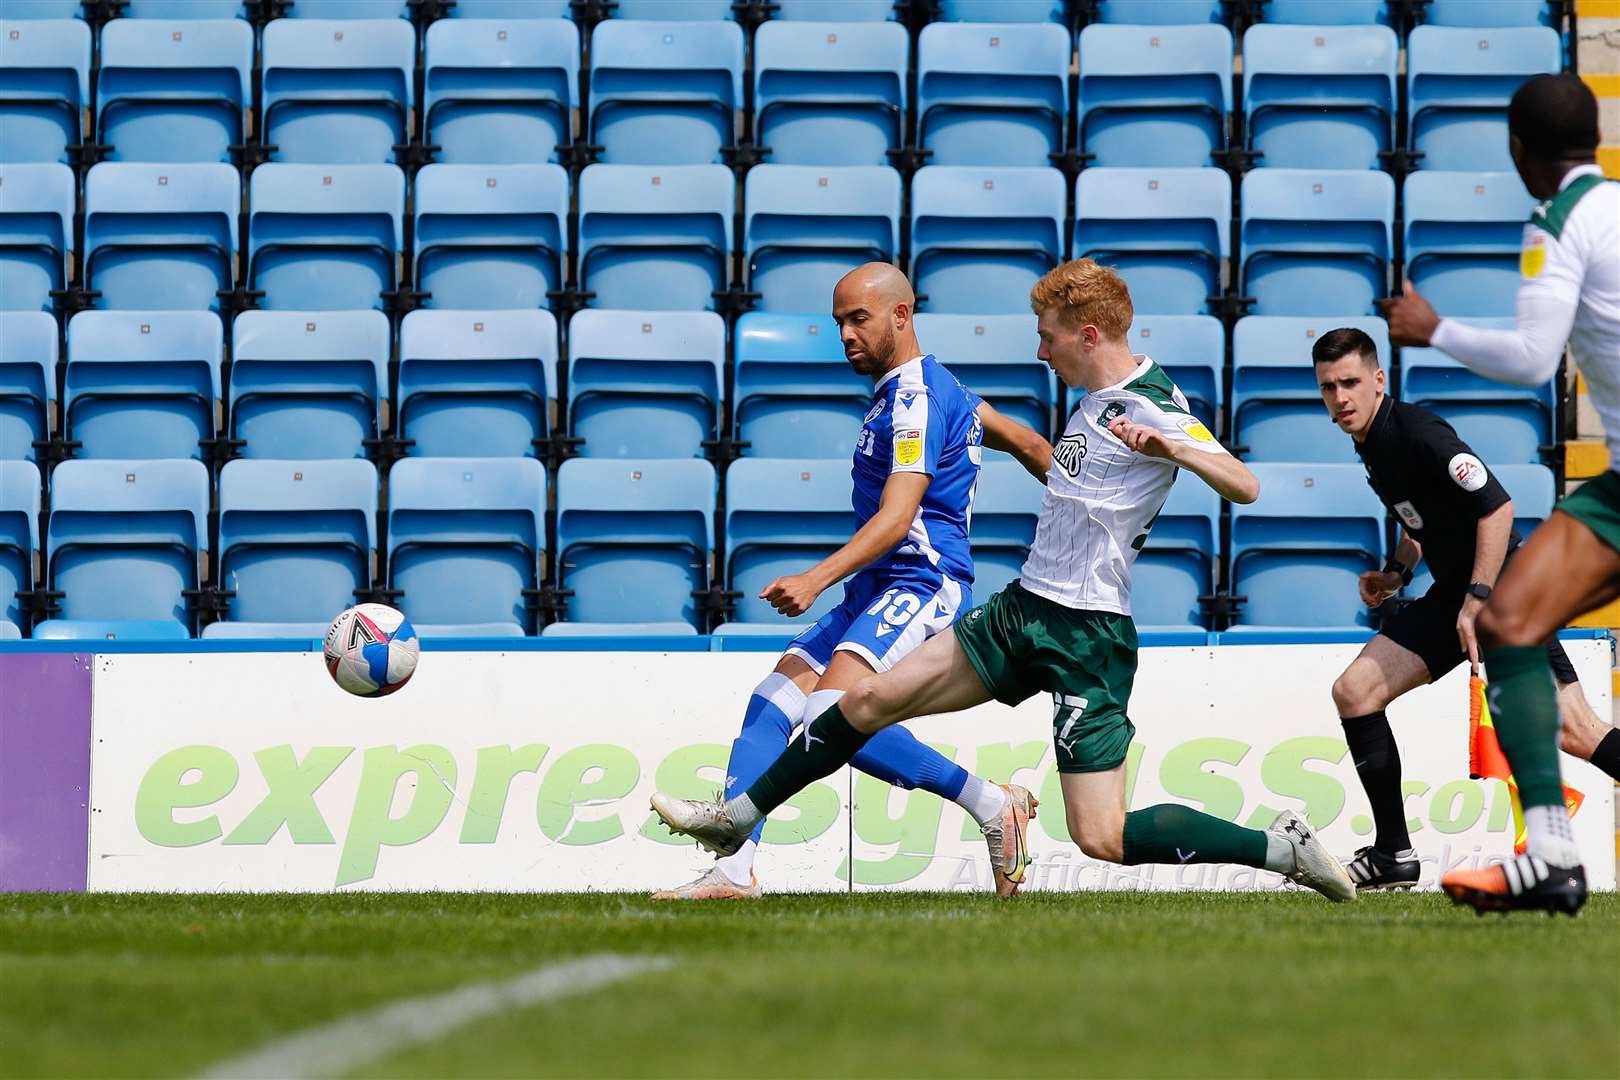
[323,604,419,697]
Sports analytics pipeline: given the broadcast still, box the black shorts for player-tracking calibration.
[1379,585,1579,685]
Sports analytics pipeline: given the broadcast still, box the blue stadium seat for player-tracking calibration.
[1241,24,1397,171]
[554,457,715,632]
[262,17,415,164]
[215,458,377,630]
[84,162,239,312]
[966,458,1043,600]
[1406,26,1560,172]
[916,22,1070,167]
[33,618,190,640]
[1090,0,1224,22]
[723,457,851,628]
[610,0,734,16]
[0,162,74,312]
[1074,167,1230,316]
[914,312,1052,436]
[733,313,867,458]
[1402,171,1535,319]
[744,164,901,313]
[911,165,1065,314]
[1420,1,1557,29]
[1407,463,1555,598]
[282,1,409,16]
[247,163,405,311]
[753,20,908,167]
[1135,477,1220,632]
[42,458,210,635]
[938,0,1066,19]
[1227,463,1386,633]
[0,17,89,164]
[97,18,252,164]
[229,309,390,459]
[1239,169,1394,317]
[387,456,545,637]
[398,309,558,458]
[775,0,899,17]
[577,164,733,311]
[64,310,223,461]
[447,1,572,17]
[0,311,55,462]
[1231,315,1388,463]
[1126,314,1224,430]
[1398,318,1553,465]
[588,19,743,166]
[424,18,578,165]
[566,309,724,459]
[0,2,83,16]
[413,163,569,309]
[0,459,40,636]
[1077,24,1232,169]
[122,1,247,15]
[1255,0,1394,23]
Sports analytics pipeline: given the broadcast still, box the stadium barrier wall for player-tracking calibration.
[2,641,1614,893]
[0,653,92,891]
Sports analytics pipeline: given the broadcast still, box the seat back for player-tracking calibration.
[588,19,743,165]
[1421,0,1556,27]
[734,313,866,458]
[424,18,578,165]
[911,165,1065,313]
[248,163,405,310]
[0,17,89,165]
[916,22,1070,167]
[1230,463,1385,629]
[262,18,415,164]
[1239,168,1394,316]
[387,456,545,634]
[284,1,410,15]
[218,458,377,624]
[1091,0,1224,21]
[753,20,907,167]
[724,457,852,625]
[0,2,87,18]
[744,164,902,313]
[448,0,572,14]
[399,309,558,458]
[1242,24,1397,171]
[1257,0,1395,22]
[566,309,724,459]
[610,0,734,16]
[1407,26,1560,171]
[83,162,239,311]
[774,0,899,16]
[1078,24,1232,169]
[230,309,390,459]
[0,459,41,633]
[122,1,247,15]
[1125,314,1223,427]
[1231,316,1388,463]
[1074,167,1230,315]
[555,457,715,628]
[1398,317,1551,464]
[1402,171,1535,318]
[914,312,1052,436]
[578,163,734,310]
[966,457,1042,600]
[0,162,75,312]
[938,0,1067,19]
[46,458,209,628]
[0,311,56,462]
[413,163,569,309]
[1135,476,1219,630]
[97,18,252,163]
[64,310,223,461]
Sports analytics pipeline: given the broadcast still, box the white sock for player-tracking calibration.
[723,792,762,833]
[1263,832,1295,873]
[1524,804,1582,868]
[714,840,757,886]
[956,775,1008,828]
[802,687,846,739]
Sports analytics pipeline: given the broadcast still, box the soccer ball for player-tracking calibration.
[323,604,419,697]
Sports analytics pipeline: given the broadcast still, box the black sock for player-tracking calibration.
[1591,729,1620,783]
[742,705,872,818]
[1342,710,1411,853]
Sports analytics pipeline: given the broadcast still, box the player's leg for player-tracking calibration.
[1549,645,1620,783]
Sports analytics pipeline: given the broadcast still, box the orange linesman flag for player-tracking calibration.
[1468,675,1584,855]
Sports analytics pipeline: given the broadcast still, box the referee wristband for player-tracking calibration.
[1381,558,1413,587]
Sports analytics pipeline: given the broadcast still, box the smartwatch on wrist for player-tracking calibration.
[1467,583,1492,601]
[1382,557,1414,587]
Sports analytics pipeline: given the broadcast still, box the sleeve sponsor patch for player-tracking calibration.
[1520,232,1547,278]
[1448,452,1489,492]
[1178,416,1215,442]
[893,429,923,466]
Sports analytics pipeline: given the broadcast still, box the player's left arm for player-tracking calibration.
[976,400,1052,480]
[1108,411,1259,504]
[1457,501,1514,668]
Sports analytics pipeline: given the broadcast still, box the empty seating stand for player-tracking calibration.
[1,162,76,313]
[0,17,90,166]
[721,456,852,631]
[745,164,902,314]
[0,310,56,462]
[753,19,908,168]
[398,308,559,458]
[413,163,569,310]
[733,312,868,459]
[84,161,239,312]
[1074,167,1230,316]
[588,18,744,166]
[1078,23,1233,169]
[916,21,1071,168]
[0,459,40,637]
[97,17,253,164]
[566,309,725,460]
[911,165,1066,314]
[261,16,416,165]
[247,163,405,311]
[577,164,734,311]
[424,17,579,165]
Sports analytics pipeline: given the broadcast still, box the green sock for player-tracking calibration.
[1484,644,1564,808]
[1122,804,1268,867]
[742,705,871,818]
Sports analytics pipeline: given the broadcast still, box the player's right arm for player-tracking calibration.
[976,400,1052,481]
[1107,411,1260,504]
[1360,532,1422,607]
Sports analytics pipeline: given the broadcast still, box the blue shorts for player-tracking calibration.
[786,561,972,675]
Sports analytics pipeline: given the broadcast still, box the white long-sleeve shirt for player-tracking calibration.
[1429,164,1620,467]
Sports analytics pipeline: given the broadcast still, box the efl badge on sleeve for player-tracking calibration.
[894,429,922,466]
[1178,416,1215,442]
[1520,233,1547,278]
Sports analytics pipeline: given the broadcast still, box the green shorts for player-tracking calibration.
[952,581,1138,774]
[1558,470,1620,556]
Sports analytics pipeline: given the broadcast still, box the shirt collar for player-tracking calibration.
[875,354,927,390]
[1354,394,1395,456]
[1097,354,1153,394]
[1559,164,1605,191]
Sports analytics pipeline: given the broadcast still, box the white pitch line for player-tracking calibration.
[195,953,670,1080]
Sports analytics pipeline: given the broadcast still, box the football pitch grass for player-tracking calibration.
[2,891,1616,1079]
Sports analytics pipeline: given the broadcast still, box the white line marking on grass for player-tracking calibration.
[195,953,670,1080]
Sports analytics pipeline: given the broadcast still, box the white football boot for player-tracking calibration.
[651,864,761,901]
[981,783,1039,897]
[649,793,748,857]
[1268,809,1356,903]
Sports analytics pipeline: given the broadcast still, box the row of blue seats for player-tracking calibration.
[0,161,1539,318]
[0,307,1557,467]
[0,454,1557,640]
[1,17,1562,171]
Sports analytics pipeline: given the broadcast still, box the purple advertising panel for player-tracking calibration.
[0,653,92,891]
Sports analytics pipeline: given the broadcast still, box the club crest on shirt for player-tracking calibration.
[863,400,885,424]
[1097,401,1128,427]
[1053,432,1087,476]
[1393,500,1425,530]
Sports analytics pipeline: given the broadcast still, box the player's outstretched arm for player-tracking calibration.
[1108,417,1259,504]
[1381,269,1576,387]
[976,401,1052,481]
